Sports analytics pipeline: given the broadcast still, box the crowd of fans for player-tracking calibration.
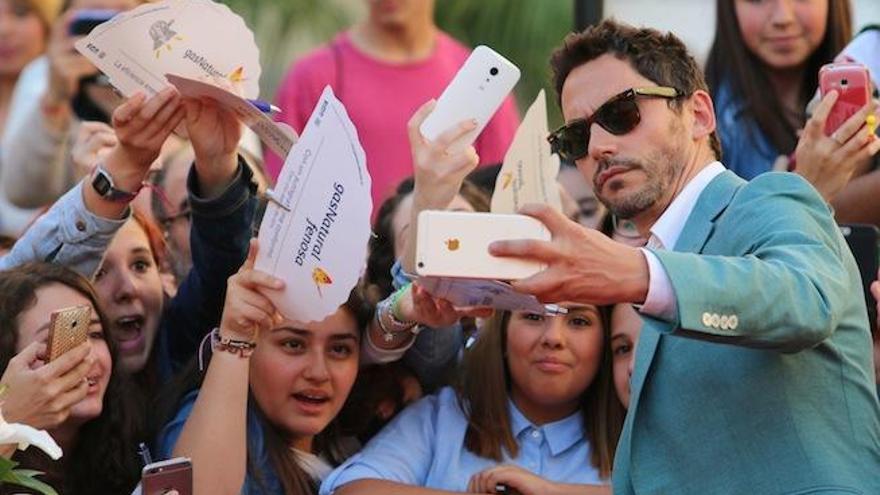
[0,0,877,494]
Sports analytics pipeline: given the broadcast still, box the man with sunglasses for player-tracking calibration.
[491,19,880,494]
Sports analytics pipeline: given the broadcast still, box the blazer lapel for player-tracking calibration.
[672,171,743,253]
[628,171,744,410]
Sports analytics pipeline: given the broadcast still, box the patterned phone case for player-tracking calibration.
[46,305,92,362]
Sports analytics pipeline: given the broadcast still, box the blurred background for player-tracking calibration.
[219,0,879,128]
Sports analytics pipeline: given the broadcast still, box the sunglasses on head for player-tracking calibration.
[548,86,682,162]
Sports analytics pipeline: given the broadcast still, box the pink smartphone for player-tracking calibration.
[142,457,192,495]
[819,62,871,136]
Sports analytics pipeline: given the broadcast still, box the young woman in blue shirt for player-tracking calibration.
[320,303,624,495]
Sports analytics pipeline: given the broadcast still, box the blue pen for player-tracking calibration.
[138,442,153,467]
[247,99,281,114]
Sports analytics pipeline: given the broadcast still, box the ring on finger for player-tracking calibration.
[830,133,845,146]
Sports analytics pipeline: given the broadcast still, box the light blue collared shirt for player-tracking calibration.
[319,387,603,494]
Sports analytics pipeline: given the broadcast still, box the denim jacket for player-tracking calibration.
[0,159,258,381]
[714,82,781,180]
[0,181,127,277]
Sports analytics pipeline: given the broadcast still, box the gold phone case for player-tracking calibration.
[46,305,92,362]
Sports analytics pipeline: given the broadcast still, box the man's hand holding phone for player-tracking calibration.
[489,203,650,306]
[0,341,92,430]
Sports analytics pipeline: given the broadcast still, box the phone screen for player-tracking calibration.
[69,9,117,36]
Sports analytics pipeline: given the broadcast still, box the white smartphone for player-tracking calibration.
[142,457,192,495]
[415,211,549,280]
[419,45,520,148]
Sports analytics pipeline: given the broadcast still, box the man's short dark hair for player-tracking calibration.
[550,19,722,160]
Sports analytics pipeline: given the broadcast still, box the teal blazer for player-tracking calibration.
[613,171,880,494]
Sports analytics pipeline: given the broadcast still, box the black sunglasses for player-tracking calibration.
[548,87,682,162]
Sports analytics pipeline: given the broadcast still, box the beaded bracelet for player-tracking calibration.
[389,283,416,326]
[210,327,256,358]
[376,285,418,342]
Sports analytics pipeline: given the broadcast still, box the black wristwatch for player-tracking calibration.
[91,164,142,202]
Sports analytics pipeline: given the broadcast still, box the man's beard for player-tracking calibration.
[594,139,686,220]
[596,160,665,219]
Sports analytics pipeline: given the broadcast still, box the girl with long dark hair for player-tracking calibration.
[706,0,854,179]
[321,303,624,494]
[155,241,372,494]
[0,262,141,494]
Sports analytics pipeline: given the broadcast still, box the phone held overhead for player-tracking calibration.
[69,9,118,36]
[420,45,520,149]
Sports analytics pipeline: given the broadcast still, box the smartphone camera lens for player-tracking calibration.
[490,67,499,76]
[841,78,849,87]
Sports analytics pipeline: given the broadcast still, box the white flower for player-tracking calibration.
[0,409,62,460]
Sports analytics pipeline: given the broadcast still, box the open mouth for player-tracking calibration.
[85,375,102,394]
[114,315,146,353]
[292,392,330,405]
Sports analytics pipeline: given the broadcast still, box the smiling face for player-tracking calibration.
[16,283,111,422]
[505,304,604,425]
[734,0,828,71]
[560,55,692,223]
[249,306,361,451]
[0,0,47,78]
[93,219,164,373]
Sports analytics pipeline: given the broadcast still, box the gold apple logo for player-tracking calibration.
[445,238,460,251]
[501,172,513,190]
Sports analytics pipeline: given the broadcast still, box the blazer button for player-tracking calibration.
[719,315,730,330]
[75,220,86,232]
[729,315,739,330]
[710,313,721,328]
[702,312,712,327]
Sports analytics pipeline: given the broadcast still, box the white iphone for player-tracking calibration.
[415,211,549,280]
[419,45,520,148]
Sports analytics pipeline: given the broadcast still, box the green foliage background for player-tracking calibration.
[218,0,574,126]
